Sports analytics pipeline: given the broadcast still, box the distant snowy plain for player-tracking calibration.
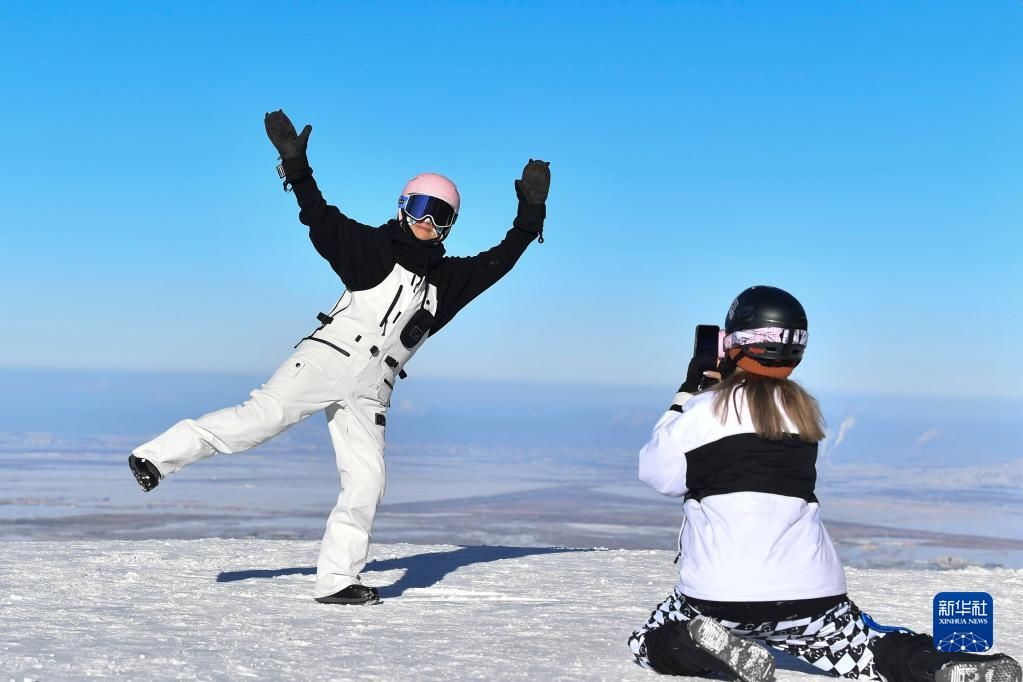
[2,540,1021,681]
[3,422,1021,568]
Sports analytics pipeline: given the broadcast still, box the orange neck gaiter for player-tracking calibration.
[728,348,795,379]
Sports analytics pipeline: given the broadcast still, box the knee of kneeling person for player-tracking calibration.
[643,621,718,677]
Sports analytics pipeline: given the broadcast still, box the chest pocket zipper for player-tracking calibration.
[379,285,403,334]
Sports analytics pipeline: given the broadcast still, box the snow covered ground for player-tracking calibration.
[2,540,1020,681]
[2,375,1021,678]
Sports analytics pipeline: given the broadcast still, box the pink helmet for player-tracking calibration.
[401,173,460,212]
[397,172,460,241]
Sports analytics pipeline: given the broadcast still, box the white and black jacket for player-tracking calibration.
[638,389,846,602]
[286,168,544,405]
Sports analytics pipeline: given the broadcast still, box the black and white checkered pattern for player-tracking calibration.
[630,589,888,679]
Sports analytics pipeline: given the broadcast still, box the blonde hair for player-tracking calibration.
[711,370,826,442]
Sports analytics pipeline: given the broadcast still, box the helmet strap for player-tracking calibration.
[399,211,415,237]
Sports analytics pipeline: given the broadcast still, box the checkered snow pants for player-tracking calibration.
[629,589,888,679]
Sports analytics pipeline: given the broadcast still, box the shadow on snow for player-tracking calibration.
[217,544,825,673]
[216,545,597,598]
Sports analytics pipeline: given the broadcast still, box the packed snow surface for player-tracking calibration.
[1,540,1020,681]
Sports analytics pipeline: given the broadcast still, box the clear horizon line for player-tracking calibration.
[1,364,1022,402]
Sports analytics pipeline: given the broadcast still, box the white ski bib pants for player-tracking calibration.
[134,265,436,597]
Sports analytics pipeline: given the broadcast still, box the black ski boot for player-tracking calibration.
[687,616,777,682]
[315,585,381,605]
[874,632,1021,682]
[935,655,1021,682]
[128,455,162,492]
[643,616,775,680]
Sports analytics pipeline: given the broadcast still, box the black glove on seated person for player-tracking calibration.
[679,355,719,393]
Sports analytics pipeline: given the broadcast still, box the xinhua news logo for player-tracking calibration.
[933,592,994,652]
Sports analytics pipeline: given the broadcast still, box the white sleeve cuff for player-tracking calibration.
[671,391,695,410]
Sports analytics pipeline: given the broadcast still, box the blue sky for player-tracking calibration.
[2,1,1021,398]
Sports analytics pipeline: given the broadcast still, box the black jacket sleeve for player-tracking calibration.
[430,201,545,333]
[284,162,392,290]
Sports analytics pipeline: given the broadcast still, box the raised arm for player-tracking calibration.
[431,160,550,332]
[638,410,690,497]
[264,109,382,287]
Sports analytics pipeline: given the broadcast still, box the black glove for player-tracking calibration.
[264,109,312,160]
[515,159,551,205]
[679,355,719,393]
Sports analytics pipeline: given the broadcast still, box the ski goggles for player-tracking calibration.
[723,327,808,351]
[398,194,458,228]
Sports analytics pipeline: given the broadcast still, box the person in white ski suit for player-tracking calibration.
[129,110,551,604]
[629,286,1021,682]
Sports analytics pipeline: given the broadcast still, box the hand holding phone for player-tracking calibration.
[679,325,722,392]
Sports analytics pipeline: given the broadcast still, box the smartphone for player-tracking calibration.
[694,324,721,361]
[693,324,722,390]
